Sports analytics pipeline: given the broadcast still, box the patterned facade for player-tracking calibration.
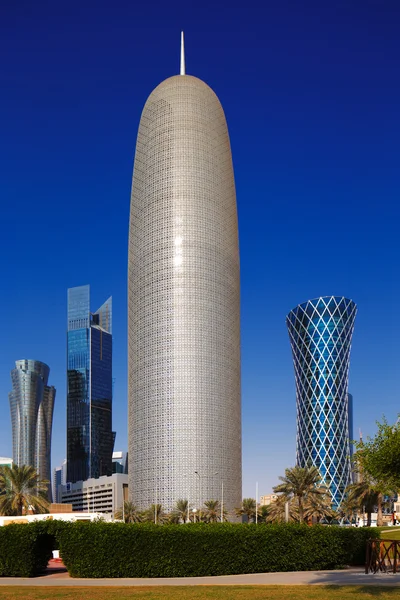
[67,285,115,483]
[286,297,357,508]
[128,73,241,511]
[9,360,55,499]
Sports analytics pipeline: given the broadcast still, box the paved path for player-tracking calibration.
[1,568,400,586]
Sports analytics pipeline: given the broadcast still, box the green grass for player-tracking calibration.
[0,588,399,600]
[380,529,400,540]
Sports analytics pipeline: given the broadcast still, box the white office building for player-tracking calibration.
[60,473,128,514]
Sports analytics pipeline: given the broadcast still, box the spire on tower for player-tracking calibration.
[180,31,185,75]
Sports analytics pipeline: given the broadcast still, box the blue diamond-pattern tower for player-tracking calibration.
[286,296,357,508]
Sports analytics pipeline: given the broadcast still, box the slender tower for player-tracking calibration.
[9,360,56,500]
[286,296,357,508]
[67,285,115,484]
[128,34,241,511]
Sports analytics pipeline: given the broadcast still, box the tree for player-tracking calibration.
[273,466,329,523]
[257,504,270,523]
[352,418,400,492]
[114,501,142,523]
[336,494,359,524]
[142,503,168,524]
[235,498,257,523]
[344,470,392,527]
[203,499,219,522]
[303,489,335,523]
[0,465,49,516]
[349,419,397,526]
[266,494,298,523]
[345,480,378,526]
[170,499,190,523]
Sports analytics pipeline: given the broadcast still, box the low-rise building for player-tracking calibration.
[60,473,128,514]
[260,494,278,506]
[0,512,108,526]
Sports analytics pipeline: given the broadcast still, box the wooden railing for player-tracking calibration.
[366,539,400,574]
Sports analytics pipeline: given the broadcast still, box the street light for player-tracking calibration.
[256,481,258,525]
[221,481,224,523]
[194,471,201,518]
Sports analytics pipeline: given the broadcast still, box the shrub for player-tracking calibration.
[0,522,54,577]
[57,522,379,578]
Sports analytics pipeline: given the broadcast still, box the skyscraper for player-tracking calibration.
[128,34,241,511]
[53,459,67,503]
[9,360,55,499]
[286,296,357,508]
[67,285,115,483]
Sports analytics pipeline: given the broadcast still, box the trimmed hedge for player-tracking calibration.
[57,522,379,578]
[0,522,54,577]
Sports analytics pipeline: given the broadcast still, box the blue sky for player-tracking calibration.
[1,0,399,498]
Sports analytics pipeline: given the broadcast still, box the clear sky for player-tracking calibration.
[1,0,399,499]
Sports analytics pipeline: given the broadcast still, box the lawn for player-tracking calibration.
[0,587,399,600]
[380,529,400,540]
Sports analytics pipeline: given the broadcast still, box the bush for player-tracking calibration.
[57,522,379,578]
[0,522,54,577]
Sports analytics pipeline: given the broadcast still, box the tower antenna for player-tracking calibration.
[180,31,185,75]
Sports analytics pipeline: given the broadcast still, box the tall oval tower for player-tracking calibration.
[128,37,241,512]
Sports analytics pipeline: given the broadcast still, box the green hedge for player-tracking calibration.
[57,522,378,578]
[0,522,54,577]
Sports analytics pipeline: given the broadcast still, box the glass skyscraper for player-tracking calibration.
[9,360,55,499]
[67,285,115,483]
[286,296,357,508]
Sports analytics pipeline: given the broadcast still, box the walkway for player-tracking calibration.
[1,568,400,586]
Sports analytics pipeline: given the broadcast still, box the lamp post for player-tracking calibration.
[256,481,258,525]
[221,481,224,522]
[154,485,158,525]
[194,471,201,518]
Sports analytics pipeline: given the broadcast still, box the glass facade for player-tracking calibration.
[9,360,55,499]
[67,285,115,483]
[286,296,357,508]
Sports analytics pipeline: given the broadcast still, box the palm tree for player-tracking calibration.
[114,501,142,523]
[266,494,299,523]
[0,465,49,516]
[170,499,190,523]
[203,499,220,523]
[337,494,360,525]
[235,498,257,523]
[257,504,270,523]
[142,503,168,524]
[345,480,381,526]
[273,466,328,523]
[303,489,335,523]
